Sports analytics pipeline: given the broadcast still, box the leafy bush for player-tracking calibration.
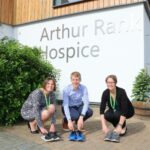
[132,68,150,101]
[0,37,59,126]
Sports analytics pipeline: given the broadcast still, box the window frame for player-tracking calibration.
[53,0,85,8]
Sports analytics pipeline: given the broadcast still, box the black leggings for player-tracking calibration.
[104,109,126,128]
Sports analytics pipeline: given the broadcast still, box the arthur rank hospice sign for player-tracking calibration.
[39,15,141,63]
[40,22,101,63]
[27,6,142,102]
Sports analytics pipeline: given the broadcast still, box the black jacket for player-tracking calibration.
[100,86,134,118]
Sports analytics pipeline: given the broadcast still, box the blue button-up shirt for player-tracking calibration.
[63,84,89,121]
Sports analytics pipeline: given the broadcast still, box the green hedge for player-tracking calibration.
[0,37,58,126]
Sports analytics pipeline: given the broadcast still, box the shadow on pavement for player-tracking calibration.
[125,122,145,136]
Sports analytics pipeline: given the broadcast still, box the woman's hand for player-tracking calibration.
[101,114,109,134]
[114,116,126,134]
[40,127,48,134]
[114,124,122,134]
[102,125,109,134]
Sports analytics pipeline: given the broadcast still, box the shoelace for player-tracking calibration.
[76,130,82,136]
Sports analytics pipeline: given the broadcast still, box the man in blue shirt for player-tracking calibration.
[62,71,93,141]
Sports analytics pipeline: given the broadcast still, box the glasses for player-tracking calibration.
[106,82,115,84]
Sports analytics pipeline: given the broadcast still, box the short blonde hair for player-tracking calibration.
[70,71,81,81]
[105,75,117,84]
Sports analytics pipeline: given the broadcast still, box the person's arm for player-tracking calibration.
[114,89,128,133]
[77,86,89,130]
[81,86,89,116]
[100,91,109,134]
[120,89,129,117]
[118,116,126,126]
[63,88,75,130]
[49,113,56,132]
[63,89,71,121]
[100,91,107,115]
[114,115,126,134]
[32,91,43,128]
[50,93,56,125]
[100,114,110,134]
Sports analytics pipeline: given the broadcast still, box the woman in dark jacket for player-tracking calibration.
[100,75,134,142]
[21,77,60,141]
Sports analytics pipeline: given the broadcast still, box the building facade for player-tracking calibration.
[0,0,150,103]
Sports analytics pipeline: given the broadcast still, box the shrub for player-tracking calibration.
[132,68,150,101]
[0,37,59,126]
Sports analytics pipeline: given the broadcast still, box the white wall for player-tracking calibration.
[1,4,147,102]
[144,8,150,74]
[0,24,13,39]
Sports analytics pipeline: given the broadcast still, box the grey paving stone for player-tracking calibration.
[0,107,150,150]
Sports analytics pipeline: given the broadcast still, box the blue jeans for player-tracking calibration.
[62,105,93,123]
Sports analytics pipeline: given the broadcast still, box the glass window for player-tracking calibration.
[53,0,85,7]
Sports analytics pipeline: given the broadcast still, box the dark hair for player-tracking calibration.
[105,75,117,84]
[70,71,81,81]
[42,77,56,91]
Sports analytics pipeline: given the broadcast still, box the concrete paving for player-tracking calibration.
[0,106,150,150]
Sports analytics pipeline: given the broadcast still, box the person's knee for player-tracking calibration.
[83,108,93,121]
[104,110,113,121]
[89,109,93,117]
[104,112,109,120]
[47,104,55,115]
[86,108,93,118]
[113,111,121,120]
[42,105,56,121]
[71,114,80,121]
[41,110,49,121]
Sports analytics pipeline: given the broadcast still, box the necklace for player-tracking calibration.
[109,93,116,111]
[44,94,50,108]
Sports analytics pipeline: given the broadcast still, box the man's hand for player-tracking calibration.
[77,116,84,130]
[68,120,74,131]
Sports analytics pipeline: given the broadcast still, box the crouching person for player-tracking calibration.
[62,71,93,141]
[100,75,134,143]
[21,77,60,142]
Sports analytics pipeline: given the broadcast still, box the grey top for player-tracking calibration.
[21,89,56,128]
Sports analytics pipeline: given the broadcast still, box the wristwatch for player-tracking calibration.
[80,114,85,117]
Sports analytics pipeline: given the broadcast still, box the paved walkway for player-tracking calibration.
[0,107,150,150]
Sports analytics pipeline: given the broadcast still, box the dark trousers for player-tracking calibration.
[104,109,126,128]
[62,105,93,123]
